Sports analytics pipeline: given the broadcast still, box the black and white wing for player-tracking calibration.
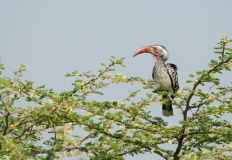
[165,63,179,93]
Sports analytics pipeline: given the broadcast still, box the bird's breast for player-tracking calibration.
[153,69,172,92]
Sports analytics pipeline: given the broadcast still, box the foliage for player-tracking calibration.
[0,35,232,160]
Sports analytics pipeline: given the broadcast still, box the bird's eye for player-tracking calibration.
[153,47,159,53]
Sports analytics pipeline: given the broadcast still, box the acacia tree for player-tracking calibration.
[0,36,232,160]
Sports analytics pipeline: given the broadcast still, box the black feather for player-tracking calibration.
[165,63,179,93]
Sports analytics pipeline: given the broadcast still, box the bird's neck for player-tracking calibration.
[155,59,166,68]
[153,54,161,61]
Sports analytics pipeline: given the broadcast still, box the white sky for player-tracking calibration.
[1,1,232,159]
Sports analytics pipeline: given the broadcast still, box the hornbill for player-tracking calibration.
[133,45,179,117]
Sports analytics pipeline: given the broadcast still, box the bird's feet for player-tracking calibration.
[152,90,157,93]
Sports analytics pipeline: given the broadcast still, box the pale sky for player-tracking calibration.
[1,1,232,159]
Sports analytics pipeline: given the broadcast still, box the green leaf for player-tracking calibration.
[94,91,104,95]
[100,62,106,66]
[216,86,225,90]
[186,80,194,83]
[111,56,116,59]
[25,96,32,102]
[196,71,202,75]
[146,93,152,98]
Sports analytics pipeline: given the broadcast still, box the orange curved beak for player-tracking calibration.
[132,46,152,57]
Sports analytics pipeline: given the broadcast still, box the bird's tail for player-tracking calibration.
[162,94,174,117]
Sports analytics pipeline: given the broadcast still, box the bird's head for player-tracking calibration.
[133,45,168,62]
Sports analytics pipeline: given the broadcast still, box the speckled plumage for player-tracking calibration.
[151,47,179,117]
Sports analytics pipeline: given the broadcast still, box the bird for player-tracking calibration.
[133,45,179,117]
